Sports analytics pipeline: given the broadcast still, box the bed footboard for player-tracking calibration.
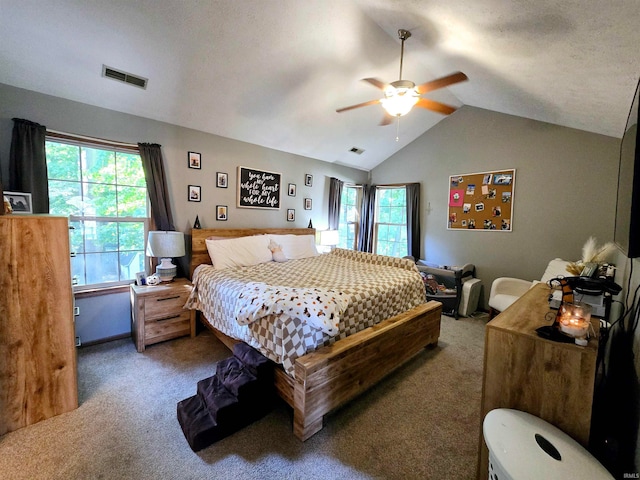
[275,300,442,441]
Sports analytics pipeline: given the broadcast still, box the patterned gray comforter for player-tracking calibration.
[186,248,425,378]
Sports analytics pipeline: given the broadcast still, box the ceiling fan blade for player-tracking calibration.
[415,98,458,115]
[416,71,468,95]
[379,112,395,126]
[362,78,387,90]
[336,99,381,113]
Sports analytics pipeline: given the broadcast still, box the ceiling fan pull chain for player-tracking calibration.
[396,116,401,142]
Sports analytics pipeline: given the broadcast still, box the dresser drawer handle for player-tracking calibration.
[156,295,181,302]
[157,315,181,322]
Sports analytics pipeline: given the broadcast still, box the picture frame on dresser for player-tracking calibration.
[4,191,32,214]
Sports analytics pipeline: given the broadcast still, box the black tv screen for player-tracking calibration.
[614,77,640,258]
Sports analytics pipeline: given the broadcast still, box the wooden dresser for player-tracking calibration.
[0,215,78,435]
[477,283,599,479]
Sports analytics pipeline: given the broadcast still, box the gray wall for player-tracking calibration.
[0,83,369,343]
[371,105,621,308]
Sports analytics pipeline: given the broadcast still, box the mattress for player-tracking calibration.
[186,248,425,378]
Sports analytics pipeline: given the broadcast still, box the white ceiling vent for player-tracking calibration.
[349,147,365,155]
[102,65,148,89]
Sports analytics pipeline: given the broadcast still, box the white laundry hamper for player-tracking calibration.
[483,409,613,480]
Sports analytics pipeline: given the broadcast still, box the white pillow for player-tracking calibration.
[205,235,273,270]
[268,234,318,260]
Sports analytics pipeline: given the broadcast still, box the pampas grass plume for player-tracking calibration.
[566,236,617,276]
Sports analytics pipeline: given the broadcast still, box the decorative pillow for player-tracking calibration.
[268,239,288,262]
[205,235,273,270]
[268,234,318,260]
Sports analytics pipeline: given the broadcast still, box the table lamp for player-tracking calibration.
[320,230,339,252]
[146,231,185,282]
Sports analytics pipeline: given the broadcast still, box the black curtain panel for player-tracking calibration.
[328,177,343,230]
[357,184,376,253]
[138,143,175,231]
[9,118,49,213]
[406,182,421,259]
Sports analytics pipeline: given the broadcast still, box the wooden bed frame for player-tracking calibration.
[190,227,442,441]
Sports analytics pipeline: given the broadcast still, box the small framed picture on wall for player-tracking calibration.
[216,172,228,188]
[304,174,313,187]
[216,205,228,221]
[304,198,312,210]
[188,151,201,169]
[188,185,201,202]
[287,209,295,222]
[288,183,296,196]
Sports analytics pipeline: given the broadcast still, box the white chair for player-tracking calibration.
[488,258,571,319]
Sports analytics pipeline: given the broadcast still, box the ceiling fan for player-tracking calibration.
[336,29,468,126]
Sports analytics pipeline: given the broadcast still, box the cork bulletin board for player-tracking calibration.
[447,169,515,231]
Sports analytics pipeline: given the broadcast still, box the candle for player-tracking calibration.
[559,314,590,337]
[556,302,592,338]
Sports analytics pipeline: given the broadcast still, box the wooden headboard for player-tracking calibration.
[190,227,316,278]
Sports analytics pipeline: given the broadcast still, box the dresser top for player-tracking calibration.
[487,283,599,352]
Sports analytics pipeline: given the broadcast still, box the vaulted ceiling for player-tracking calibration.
[1,0,638,171]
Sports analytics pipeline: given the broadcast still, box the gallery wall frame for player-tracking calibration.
[188,185,201,202]
[216,205,228,221]
[447,169,515,231]
[188,151,201,169]
[217,172,228,188]
[237,166,281,209]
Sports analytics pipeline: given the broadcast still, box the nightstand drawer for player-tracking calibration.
[144,292,190,320]
[144,310,191,343]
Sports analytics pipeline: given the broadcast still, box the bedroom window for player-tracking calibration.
[45,136,149,289]
[374,186,408,257]
[337,184,361,249]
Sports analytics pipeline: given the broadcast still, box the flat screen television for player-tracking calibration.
[614,77,640,258]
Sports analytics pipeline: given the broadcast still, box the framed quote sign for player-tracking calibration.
[447,169,515,231]
[237,166,281,209]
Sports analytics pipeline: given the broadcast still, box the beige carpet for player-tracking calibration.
[0,313,487,480]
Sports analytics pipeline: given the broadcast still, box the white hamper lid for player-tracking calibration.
[483,409,613,480]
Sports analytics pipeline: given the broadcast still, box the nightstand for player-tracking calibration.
[130,277,195,352]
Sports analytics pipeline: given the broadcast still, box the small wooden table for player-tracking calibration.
[130,278,195,352]
[477,283,599,480]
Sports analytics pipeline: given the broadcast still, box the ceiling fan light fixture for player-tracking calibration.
[381,85,419,117]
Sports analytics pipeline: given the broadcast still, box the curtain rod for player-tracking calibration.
[376,182,420,187]
[46,130,139,152]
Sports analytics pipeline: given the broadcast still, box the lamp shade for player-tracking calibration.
[320,230,339,246]
[146,231,185,282]
[146,231,185,258]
